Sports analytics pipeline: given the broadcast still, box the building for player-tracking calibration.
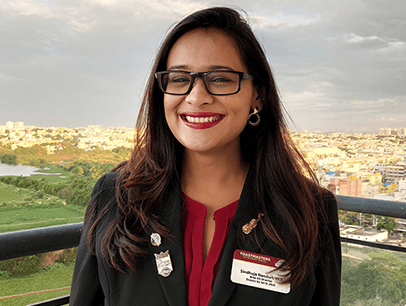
[328,177,362,197]
[14,121,24,129]
[385,165,406,184]
[379,128,391,136]
[340,225,388,242]
[5,121,13,130]
[397,128,406,136]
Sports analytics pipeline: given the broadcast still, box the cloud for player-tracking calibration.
[250,12,321,29]
[345,33,383,44]
[68,19,97,33]
[5,1,54,18]
[86,0,208,20]
[0,0,405,133]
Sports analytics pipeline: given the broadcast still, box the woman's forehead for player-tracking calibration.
[166,29,247,72]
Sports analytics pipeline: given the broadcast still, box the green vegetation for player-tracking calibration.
[341,243,406,306]
[0,204,85,233]
[0,141,131,167]
[0,184,21,202]
[0,258,74,306]
[338,210,398,233]
[0,154,17,165]
[0,141,130,304]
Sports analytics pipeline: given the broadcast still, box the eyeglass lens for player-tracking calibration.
[160,71,241,95]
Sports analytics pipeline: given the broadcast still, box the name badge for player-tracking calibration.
[230,249,290,294]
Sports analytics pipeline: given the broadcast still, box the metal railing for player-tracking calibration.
[1,195,406,305]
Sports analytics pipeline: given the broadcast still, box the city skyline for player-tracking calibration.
[0,0,405,133]
[4,119,406,135]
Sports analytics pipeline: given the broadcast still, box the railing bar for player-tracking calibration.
[0,223,82,261]
[26,295,70,306]
[337,195,406,219]
[341,237,406,252]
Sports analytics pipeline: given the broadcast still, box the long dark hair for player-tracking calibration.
[85,7,326,288]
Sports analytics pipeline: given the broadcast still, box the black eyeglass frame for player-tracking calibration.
[154,70,255,96]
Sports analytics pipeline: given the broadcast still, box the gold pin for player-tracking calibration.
[242,213,264,234]
[154,250,173,277]
[150,233,161,247]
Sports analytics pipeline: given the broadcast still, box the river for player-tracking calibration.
[0,163,60,177]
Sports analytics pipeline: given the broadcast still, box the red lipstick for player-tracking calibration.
[180,112,224,129]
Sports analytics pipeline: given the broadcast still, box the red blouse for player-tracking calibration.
[182,194,239,306]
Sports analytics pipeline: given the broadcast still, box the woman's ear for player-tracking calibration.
[253,87,265,112]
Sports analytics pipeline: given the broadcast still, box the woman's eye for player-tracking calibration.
[171,77,189,83]
[208,75,232,83]
[168,73,190,84]
[212,77,230,82]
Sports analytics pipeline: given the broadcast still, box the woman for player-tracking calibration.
[70,7,341,306]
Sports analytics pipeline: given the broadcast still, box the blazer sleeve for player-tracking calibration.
[310,190,342,306]
[70,174,111,306]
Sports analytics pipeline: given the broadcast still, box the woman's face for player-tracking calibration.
[164,29,261,155]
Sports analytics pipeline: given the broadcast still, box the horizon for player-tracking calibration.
[4,119,406,135]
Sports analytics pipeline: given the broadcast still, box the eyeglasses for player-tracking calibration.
[154,70,254,96]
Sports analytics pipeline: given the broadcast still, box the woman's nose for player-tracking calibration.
[185,77,214,106]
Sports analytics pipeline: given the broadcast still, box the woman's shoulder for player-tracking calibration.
[307,181,337,211]
[86,171,120,217]
[93,171,119,191]
[306,183,339,228]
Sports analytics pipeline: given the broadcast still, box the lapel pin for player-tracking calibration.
[150,233,161,247]
[154,250,173,277]
[242,213,264,234]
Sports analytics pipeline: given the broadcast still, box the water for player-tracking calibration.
[0,163,60,177]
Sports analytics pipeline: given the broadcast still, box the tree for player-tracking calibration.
[0,153,18,165]
[71,166,84,176]
[376,216,398,236]
[341,252,406,305]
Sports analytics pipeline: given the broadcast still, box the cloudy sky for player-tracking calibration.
[0,0,405,133]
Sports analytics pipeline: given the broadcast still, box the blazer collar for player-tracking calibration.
[145,166,269,306]
[146,189,188,306]
[209,165,269,306]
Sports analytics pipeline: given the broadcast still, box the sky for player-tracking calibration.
[0,0,405,133]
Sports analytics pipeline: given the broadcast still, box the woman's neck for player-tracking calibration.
[181,144,249,211]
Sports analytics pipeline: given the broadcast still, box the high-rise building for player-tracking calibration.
[385,165,406,184]
[397,128,406,136]
[5,121,13,130]
[14,121,24,129]
[379,128,391,135]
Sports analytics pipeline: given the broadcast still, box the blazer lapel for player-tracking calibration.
[209,166,268,306]
[146,190,188,306]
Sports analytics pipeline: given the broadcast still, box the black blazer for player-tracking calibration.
[70,171,341,306]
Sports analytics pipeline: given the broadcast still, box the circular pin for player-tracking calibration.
[150,233,161,247]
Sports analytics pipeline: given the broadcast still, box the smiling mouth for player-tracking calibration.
[181,115,224,123]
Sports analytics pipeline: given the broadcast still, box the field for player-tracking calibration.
[0,262,73,306]
[0,172,83,305]
[29,165,72,184]
[0,182,86,233]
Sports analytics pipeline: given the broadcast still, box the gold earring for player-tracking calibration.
[248,108,261,126]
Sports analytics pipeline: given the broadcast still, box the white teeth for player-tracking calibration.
[184,115,221,123]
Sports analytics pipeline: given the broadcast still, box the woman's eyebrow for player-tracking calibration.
[167,65,236,71]
[167,65,189,70]
[209,65,235,71]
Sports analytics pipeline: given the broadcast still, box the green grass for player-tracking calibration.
[0,186,21,202]
[0,263,74,306]
[0,182,86,233]
[0,205,85,233]
[30,165,71,183]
